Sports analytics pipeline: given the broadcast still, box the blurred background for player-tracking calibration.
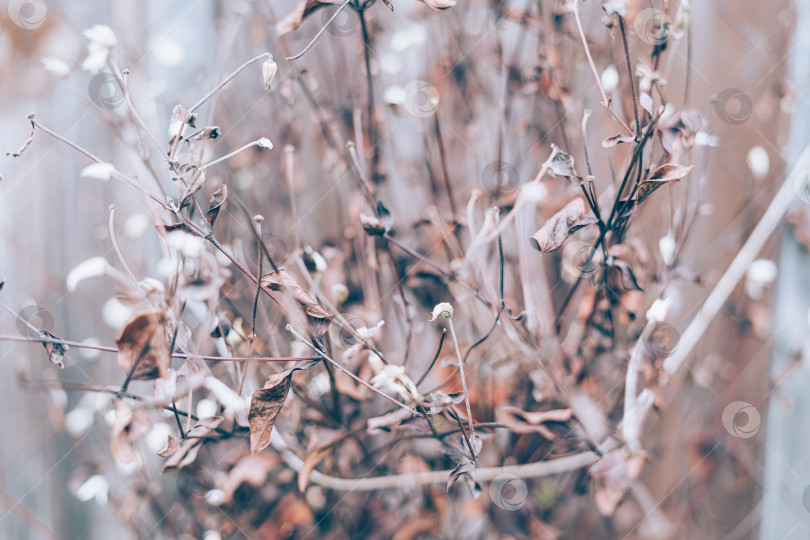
[0,0,808,538]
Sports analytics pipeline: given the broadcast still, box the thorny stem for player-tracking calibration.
[447,318,476,460]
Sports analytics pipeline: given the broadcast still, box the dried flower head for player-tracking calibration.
[430,302,454,321]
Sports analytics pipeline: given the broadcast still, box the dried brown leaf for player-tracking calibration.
[496,407,573,439]
[589,447,648,516]
[549,144,576,177]
[110,399,152,464]
[602,133,635,148]
[157,435,180,458]
[419,0,456,10]
[529,198,588,253]
[207,184,227,228]
[637,164,692,203]
[260,269,332,339]
[275,0,344,36]
[40,329,67,368]
[115,310,170,381]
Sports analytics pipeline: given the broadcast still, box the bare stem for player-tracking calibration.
[447,318,477,459]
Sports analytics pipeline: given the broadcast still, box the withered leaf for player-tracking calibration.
[248,372,292,455]
[589,447,648,516]
[549,144,576,177]
[419,0,456,10]
[161,417,223,472]
[381,0,394,10]
[366,408,414,434]
[637,164,692,203]
[530,198,588,253]
[111,399,152,464]
[157,435,180,458]
[276,0,345,36]
[496,407,573,439]
[40,329,67,369]
[249,361,316,455]
[298,446,330,493]
[447,457,480,497]
[207,184,228,228]
[115,310,171,381]
[601,133,635,148]
[609,259,643,291]
[260,269,332,339]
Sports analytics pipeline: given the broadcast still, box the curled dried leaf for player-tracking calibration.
[207,184,228,228]
[602,133,635,148]
[249,361,315,454]
[115,310,171,381]
[637,164,692,203]
[276,0,345,36]
[529,198,588,253]
[40,329,68,368]
[261,269,332,339]
[549,144,576,177]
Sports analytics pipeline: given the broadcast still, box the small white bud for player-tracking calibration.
[745,259,777,299]
[81,162,116,181]
[83,25,117,48]
[42,57,70,78]
[645,297,673,323]
[430,302,454,321]
[262,56,277,89]
[257,137,273,149]
[331,283,349,304]
[659,234,677,266]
